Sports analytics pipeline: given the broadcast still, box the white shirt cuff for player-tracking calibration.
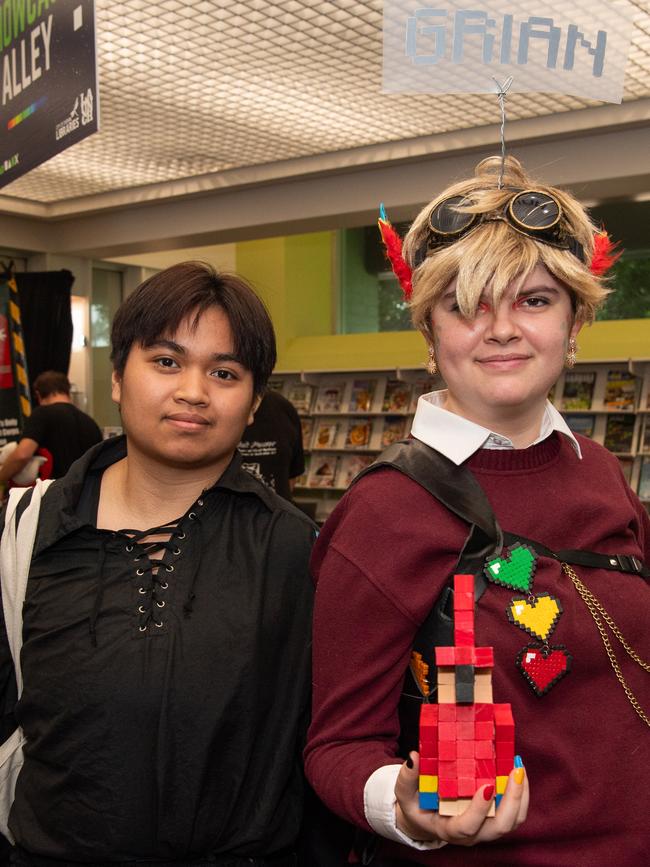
[363,764,447,851]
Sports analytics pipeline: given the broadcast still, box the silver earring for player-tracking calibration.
[566,338,577,368]
[427,346,437,376]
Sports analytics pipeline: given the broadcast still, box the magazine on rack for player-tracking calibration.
[294,454,310,488]
[286,382,314,414]
[348,379,377,413]
[603,370,637,411]
[409,378,433,413]
[641,416,650,453]
[266,378,285,394]
[300,417,314,450]
[312,419,339,449]
[382,379,412,413]
[307,455,339,488]
[338,454,374,488]
[563,414,595,439]
[315,383,344,413]
[603,414,636,453]
[345,418,373,449]
[381,416,407,447]
[561,371,596,411]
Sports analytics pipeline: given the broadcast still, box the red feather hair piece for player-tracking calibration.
[590,230,622,276]
[378,216,413,300]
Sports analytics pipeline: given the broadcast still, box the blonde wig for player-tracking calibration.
[402,156,610,341]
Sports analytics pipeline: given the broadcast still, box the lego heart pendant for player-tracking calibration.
[485,543,537,592]
[516,645,572,696]
[507,593,562,642]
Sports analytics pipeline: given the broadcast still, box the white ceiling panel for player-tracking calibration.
[2,0,649,206]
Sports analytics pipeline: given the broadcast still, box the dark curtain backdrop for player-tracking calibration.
[15,270,75,390]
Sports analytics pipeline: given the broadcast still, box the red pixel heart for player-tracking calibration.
[516,645,572,696]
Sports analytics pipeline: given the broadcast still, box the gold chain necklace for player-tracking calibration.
[561,562,650,727]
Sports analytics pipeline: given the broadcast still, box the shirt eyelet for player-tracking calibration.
[177,532,186,540]
[165,564,174,573]
[136,568,145,576]
[138,605,146,614]
[159,582,169,590]
[197,499,204,507]
[139,625,147,632]
[188,512,196,520]
[138,587,146,594]
[125,544,134,553]
[156,600,165,608]
[173,547,181,555]
[154,620,163,628]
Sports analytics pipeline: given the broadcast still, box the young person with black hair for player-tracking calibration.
[0,262,315,866]
[305,157,650,865]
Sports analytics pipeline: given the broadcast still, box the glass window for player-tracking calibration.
[91,268,123,428]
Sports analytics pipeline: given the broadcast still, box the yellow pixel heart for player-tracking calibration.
[507,593,562,642]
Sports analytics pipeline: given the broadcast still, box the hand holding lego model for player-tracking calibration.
[394,575,529,846]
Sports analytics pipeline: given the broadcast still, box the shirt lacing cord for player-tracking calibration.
[87,498,207,643]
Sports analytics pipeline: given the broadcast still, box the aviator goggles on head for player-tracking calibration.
[413,189,585,268]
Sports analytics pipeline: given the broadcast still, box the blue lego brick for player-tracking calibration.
[496,794,503,808]
[419,791,439,810]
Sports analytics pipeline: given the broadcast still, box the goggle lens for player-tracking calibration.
[428,196,477,236]
[508,191,561,231]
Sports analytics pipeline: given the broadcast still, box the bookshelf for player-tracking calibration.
[272,360,650,523]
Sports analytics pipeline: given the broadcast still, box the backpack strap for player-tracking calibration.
[0,479,54,694]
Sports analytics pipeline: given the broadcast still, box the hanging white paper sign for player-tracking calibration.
[383,0,634,103]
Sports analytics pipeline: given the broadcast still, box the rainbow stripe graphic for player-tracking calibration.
[7,96,47,131]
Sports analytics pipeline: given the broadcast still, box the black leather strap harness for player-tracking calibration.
[352,437,649,753]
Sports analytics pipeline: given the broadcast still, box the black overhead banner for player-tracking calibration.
[0,0,98,189]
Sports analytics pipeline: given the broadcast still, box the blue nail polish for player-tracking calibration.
[514,755,523,768]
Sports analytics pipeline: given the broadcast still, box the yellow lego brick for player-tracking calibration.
[419,774,438,793]
[496,775,508,795]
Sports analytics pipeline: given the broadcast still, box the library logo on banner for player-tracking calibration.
[55,90,94,141]
[383,0,634,103]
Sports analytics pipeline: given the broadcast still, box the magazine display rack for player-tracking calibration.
[270,361,650,523]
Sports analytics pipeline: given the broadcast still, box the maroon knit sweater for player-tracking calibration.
[305,433,650,866]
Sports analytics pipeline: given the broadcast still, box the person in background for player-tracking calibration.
[0,262,315,866]
[238,388,305,500]
[304,156,649,865]
[0,370,102,485]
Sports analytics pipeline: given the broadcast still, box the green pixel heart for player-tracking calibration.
[484,543,537,592]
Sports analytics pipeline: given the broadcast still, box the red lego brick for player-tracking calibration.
[474,704,494,721]
[475,721,493,739]
[435,646,456,666]
[454,591,474,610]
[421,704,439,723]
[474,647,495,666]
[496,755,512,775]
[457,722,474,740]
[438,740,456,760]
[438,779,458,798]
[419,739,438,758]
[474,740,495,759]
[457,777,476,797]
[455,628,474,647]
[455,706,475,721]
[419,757,438,775]
[455,610,474,628]
[454,645,474,664]
[475,758,496,778]
[439,722,456,741]
[456,740,475,759]
[454,575,474,594]
[438,760,457,778]
[457,758,475,776]
[494,704,515,735]
[438,705,456,721]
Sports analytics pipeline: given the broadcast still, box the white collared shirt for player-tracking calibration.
[363,390,580,848]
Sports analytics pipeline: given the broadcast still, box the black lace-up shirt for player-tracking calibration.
[0,437,316,862]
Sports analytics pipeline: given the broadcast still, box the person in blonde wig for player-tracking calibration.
[305,155,650,865]
[405,156,608,341]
